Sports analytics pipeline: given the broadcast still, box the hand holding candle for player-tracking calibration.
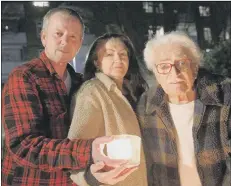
[89,135,141,185]
[106,135,141,168]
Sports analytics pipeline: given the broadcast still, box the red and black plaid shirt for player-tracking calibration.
[2,51,93,186]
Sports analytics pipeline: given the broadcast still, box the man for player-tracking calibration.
[138,31,231,186]
[2,7,133,186]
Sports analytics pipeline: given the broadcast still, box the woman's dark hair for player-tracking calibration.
[83,33,148,99]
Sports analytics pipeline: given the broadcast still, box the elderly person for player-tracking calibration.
[68,33,148,186]
[138,31,231,186]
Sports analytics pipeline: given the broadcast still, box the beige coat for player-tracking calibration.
[68,72,148,186]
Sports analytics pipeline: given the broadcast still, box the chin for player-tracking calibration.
[58,56,73,63]
[112,72,125,77]
[166,87,185,95]
[176,87,188,94]
[110,75,124,80]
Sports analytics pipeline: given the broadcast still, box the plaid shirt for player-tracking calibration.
[137,69,231,186]
[2,51,93,186]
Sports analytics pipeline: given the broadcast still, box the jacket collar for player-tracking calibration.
[95,72,117,91]
[194,68,231,106]
[95,72,137,102]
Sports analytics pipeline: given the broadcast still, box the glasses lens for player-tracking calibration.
[157,63,171,74]
[176,59,189,71]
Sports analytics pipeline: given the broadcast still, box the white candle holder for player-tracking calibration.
[106,134,141,167]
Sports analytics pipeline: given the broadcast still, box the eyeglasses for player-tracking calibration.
[155,58,191,74]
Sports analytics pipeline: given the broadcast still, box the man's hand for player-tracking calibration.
[90,161,138,185]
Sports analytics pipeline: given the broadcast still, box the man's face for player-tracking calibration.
[152,44,195,97]
[41,12,83,64]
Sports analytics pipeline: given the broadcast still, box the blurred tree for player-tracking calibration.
[210,2,231,43]
[203,40,231,77]
[88,2,147,56]
[193,2,231,48]
[59,2,94,34]
[163,2,178,33]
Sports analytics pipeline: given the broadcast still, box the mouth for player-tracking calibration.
[170,81,184,84]
[58,50,69,53]
[114,66,123,69]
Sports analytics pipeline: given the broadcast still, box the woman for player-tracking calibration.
[68,33,148,186]
[138,31,231,186]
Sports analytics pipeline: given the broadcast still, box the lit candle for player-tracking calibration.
[107,138,132,160]
[106,135,141,167]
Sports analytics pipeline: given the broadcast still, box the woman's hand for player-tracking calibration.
[90,161,138,185]
[91,136,138,185]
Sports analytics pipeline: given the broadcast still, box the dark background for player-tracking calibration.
[1,1,231,158]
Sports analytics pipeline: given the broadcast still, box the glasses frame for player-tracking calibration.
[155,58,191,74]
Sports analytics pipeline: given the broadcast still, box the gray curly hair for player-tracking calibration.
[143,31,202,78]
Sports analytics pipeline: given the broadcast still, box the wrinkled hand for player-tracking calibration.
[90,161,138,185]
[92,136,127,167]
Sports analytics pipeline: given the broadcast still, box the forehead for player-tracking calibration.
[48,12,81,28]
[104,38,127,50]
[154,44,190,61]
[97,38,128,57]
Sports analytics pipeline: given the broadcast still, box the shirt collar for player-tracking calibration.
[39,51,56,76]
[39,50,79,79]
[95,72,118,91]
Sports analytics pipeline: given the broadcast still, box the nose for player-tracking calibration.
[113,53,121,63]
[60,35,68,46]
[170,65,181,77]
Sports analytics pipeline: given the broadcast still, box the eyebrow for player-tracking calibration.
[54,28,78,35]
[159,59,171,63]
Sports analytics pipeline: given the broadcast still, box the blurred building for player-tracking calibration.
[1,3,27,83]
[133,2,230,50]
[1,2,97,84]
[1,1,230,84]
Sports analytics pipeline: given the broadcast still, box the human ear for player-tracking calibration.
[94,60,101,72]
[40,30,47,47]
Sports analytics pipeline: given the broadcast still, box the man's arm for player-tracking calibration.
[2,70,93,172]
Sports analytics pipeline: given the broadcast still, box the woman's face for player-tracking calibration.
[152,44,195,97]
[96,38,129,81]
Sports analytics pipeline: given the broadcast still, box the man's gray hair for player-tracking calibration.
[143,31,202,74]
[42,7,85,38]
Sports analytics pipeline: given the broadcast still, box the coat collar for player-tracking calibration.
[95,72,137,101]
[95,72,117,91]
[194,68,231,106]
